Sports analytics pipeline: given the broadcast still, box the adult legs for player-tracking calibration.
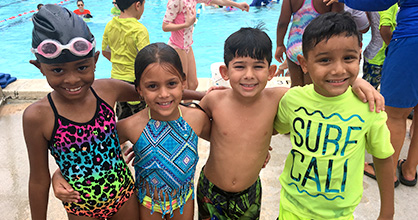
[402,105,418,182]
[385,105,414,181]
[286,57,311,87]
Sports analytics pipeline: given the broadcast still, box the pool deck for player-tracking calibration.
[0,78,417,220]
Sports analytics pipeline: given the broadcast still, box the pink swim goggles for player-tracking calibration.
[31,37,95,59]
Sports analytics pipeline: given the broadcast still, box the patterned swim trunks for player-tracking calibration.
[197,168,262,220]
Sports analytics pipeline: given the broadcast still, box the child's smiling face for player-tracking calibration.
[137,63,185,121]
[31,53,98,101]
[221,56,276,99]
[299,34,361,97]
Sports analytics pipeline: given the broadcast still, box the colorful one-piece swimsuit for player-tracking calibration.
[133,107,199,217]
[47,88,135,218]
[286,0,319,65]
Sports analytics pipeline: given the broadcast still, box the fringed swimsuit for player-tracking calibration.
[48,88,135,218]
[133,107,199,217]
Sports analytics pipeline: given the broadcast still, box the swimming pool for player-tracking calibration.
[0,0,370,79]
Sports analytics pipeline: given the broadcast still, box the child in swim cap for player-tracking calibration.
[24,4,141,219]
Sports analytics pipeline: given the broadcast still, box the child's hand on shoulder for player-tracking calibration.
[206,86,229,95]
[352,78,385,113]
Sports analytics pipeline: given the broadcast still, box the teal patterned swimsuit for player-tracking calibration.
[133,107,199,217]
[48,88,135,218]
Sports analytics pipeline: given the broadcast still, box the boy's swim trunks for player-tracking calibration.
[197,167,262,220]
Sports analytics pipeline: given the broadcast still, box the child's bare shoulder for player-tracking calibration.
[181,103,209,122]
[118,109,148,128]
[22,97,55,139]
[91,78,121,93]
[264,87,289,101]
[23,97,51,121]
[117,109,148,141]
[200,88,231,108]
[206,88,231,99]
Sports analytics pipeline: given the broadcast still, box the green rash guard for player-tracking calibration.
[274,85,394,219]
[102,17,150,83]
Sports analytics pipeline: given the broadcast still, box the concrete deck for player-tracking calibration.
[0,78,416,219]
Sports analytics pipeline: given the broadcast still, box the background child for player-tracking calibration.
[274,12,394,219]
[275,0,343,87]
[102,0,149,120]
[162,0,249,96]
[362,5,397,89]
[197,26,383,220]
[37,4,44,10]
[111,1,121,16]
[119,42,211,219]
[73,0,92,18]
[23,4,139,219]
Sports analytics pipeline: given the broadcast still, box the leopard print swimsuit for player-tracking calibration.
[47,88,135,218]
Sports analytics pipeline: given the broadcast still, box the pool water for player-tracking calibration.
[0,0,370,79]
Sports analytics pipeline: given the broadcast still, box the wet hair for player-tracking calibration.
[224,24,272,67]
[116,0,144,12]
[76,0,84,5]
[31,4,95,64]
[134,43,186,87]
[37,4,44,10]
[302,12,361,58]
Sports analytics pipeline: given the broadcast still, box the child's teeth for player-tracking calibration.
[67,87,81,92]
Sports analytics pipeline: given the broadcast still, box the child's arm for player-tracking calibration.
[162,8,196,32]
[93,78,141,106]
[351,78,385,112]
[379,5,396,46]
[330,1,344,12]
[117,117,141,165]
[380,26,393,45]
[183,90,206,101]
[22,105,52,220]
[275,0,292,63]
[373,156,395,220]
[210,0,250,11]
[51,169,80,203]
[192,106,211,141]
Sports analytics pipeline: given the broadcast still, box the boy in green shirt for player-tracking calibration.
[274,12,395,220]
[102,0,149,119]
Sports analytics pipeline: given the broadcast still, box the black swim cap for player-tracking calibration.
[32,4,95,64]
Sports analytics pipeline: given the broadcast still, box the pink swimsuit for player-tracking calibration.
[163,0,212,51]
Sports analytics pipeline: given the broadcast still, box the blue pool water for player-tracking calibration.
[0,0,370,79]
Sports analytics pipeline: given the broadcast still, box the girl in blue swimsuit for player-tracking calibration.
[118,42,211,219]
